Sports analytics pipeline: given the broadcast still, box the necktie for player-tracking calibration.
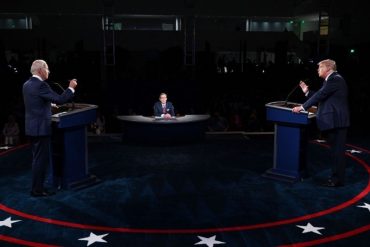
[162,105,166,114]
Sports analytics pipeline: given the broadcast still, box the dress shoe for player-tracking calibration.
[30,190,56,197]
[321,180,344,187]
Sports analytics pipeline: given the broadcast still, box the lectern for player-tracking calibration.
[264,101,316,182]
[51,103,99,189]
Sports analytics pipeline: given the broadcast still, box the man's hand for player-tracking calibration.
[299,80,308,94]
[69,79,77,89]
[51,103,59,109]
[164,113,172,119]
[292,105,303,113]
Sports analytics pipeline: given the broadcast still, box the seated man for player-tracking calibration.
[153,93,175,118]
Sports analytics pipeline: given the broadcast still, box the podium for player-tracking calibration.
[264,101,316,182]
[51,103,99,189]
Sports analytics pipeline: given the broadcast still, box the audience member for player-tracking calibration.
[2,114,20,145]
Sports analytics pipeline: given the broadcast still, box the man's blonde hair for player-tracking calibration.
[30,59,47,74]
[318,59,337,71]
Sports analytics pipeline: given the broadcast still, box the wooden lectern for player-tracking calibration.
[51,103,99,189]
[264,101,316,182]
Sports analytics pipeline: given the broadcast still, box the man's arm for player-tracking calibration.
[169,102,175,116]
[153,103,161,117]
[39,79,77,105]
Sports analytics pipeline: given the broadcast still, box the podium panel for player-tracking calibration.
[264,101,316,182]
[51,103,99,189]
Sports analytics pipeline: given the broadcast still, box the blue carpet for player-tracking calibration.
[0,134,369,246]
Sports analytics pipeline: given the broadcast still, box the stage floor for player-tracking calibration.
[0,133,369,246]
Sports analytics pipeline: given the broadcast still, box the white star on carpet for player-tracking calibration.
[346,149,362,154]
[78,232,109,246]
[296,222,325,235]
[357,202,370,212]
[0,217,21,228]
[194,235,225,247]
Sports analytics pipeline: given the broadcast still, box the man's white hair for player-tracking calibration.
[318,59,337,71]
[30,59,47,74]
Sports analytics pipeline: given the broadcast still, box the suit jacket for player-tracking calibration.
[302,72,350,131]
[23,77,74,136]
[153,101,175,117]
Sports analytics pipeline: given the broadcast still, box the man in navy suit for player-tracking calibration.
[153,93,175,118]
[293,59,350,187]
[23,59,77,197]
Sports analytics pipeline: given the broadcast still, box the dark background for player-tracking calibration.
[1,0,369,141]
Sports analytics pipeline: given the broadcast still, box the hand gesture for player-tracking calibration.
[69,79,78,89]
[299,80,308,94]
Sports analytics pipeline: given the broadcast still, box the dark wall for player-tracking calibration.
[1,0,296,16]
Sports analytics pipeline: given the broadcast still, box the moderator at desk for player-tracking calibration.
[117,115,210,144]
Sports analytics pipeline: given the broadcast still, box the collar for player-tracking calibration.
[32,75,43,81]
[325,71,334,81]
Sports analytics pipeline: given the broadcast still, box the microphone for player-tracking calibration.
[284,79,309,106]
[49,81,75,110]
[52,82,65,92]
[284,84,300,106]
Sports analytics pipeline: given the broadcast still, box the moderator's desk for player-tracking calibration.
[117,115,210,144]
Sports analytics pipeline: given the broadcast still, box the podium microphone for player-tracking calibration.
[284,83,300,106]
[284,79,308,106]
[52,82,65,92]
[50,81,75,110]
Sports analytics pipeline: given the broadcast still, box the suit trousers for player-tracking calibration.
[325,127,348,184]
[30,136,51,192]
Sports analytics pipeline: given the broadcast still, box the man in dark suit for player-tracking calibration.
[23,59,77,197]
[153,93,175,118]
[293,59,350,187]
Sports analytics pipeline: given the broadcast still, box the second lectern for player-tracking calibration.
[51,103,99,189]
[264,101,316,182]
